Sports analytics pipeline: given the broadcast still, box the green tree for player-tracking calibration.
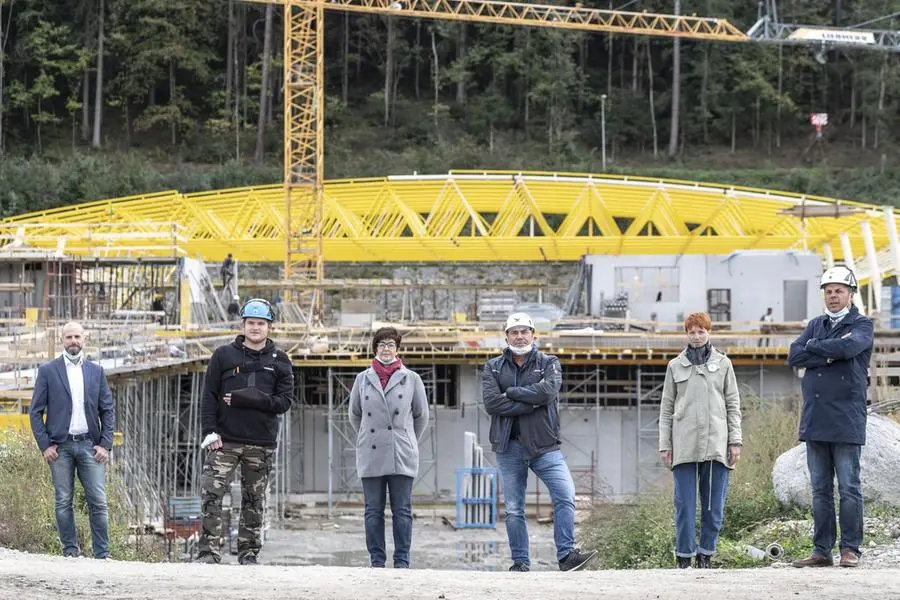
[9,17,87,152]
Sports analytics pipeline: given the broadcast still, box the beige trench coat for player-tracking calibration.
[658,347,742,469]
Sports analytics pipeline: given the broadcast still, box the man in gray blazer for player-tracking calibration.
[29,322,116,559]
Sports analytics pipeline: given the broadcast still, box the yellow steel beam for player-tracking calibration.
[243,0,748,42]
[3,171,892,283]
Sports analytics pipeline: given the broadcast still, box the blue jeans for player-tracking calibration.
[672,461,730,557]
[48,439,109,559]
[806,441,863,556]
[361,475,414,567]
[496,441,576,564]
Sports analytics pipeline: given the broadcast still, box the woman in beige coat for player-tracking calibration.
[659,312,742,569]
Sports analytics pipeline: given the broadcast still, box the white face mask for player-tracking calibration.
[825,306,850,320]
[64,349,84,364]
[508,343,533,356]
[375,356,399,365]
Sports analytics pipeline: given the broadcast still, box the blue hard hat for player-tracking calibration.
[240,298,274,321]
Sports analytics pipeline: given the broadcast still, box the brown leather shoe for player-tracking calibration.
[839,549,860,567]
[792,553,834,568]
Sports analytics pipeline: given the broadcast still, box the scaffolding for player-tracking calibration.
[0,253,180,326]
[111,366,204,523]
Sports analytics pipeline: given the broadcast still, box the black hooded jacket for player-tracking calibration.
[201,335,294,447]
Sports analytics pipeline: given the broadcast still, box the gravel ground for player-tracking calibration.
[2,547,900,600]
[4,514,900,600]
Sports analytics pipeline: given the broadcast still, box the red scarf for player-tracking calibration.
[372,358,403,389]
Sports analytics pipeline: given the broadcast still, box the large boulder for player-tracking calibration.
[772,414,900,508]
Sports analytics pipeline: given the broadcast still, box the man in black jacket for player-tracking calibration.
[196,298,294,565]
[482,313,597,572]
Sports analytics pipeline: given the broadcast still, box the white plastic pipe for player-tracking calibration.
[765,542,784,560]
[744,543,784,561]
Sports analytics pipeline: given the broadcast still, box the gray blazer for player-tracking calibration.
[349,365,429,479]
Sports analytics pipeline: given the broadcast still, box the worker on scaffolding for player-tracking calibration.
[481,312,597,572]
[788,265,872,568]
[151,293,166,324]
[221,253,234,290]
[196,298,294,565]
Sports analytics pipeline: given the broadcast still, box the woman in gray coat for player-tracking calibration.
[349,327,429,568]
[659,312,742,569]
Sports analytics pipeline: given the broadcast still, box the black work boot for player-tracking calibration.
[195,551,221,564]
[559,549,598,572]
[696,553,712,568]
[508,563,530,572]
[676,556,692,569]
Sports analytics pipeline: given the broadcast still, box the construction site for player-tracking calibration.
[2,0,900,570]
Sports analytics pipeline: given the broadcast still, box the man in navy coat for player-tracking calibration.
[788,266,873,569]
[29,322,116,559]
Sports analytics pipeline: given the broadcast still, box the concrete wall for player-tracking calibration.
[289,363,801,500]
[585,252,823,327]
[291,405,659,502]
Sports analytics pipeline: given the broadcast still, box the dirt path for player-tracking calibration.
[2,549,899,600]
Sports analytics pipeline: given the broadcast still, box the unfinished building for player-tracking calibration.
[2,172,900,524]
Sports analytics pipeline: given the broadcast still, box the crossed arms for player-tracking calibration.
[481,357,562,416]
[788,318,873,368]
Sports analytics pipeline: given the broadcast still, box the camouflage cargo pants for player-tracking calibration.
[198,442,274,560]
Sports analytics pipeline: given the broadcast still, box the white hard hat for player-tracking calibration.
[505,312,535,332]
[820,265,858,291]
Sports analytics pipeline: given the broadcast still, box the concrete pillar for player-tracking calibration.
[839,231,864,314]
[822,242,835,268]
[839,232,856,272]
[861,220,882,313]
[884,206,900,276]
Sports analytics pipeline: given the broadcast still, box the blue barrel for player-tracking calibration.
[891,286,900,329]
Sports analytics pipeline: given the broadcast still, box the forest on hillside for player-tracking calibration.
[0,0,899,213]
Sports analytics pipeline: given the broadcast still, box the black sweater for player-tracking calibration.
[201,336,294,447]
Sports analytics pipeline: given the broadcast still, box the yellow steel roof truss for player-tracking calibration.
[424,179,470,239]
[585,185,620,237]
[489,183,533,238]
[392,193,429,238]
[515,180,556,237]
[1,172,892,283]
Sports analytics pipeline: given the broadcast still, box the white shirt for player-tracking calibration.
[64,356,89,435]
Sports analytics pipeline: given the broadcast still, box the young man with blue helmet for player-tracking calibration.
[196,298,294,565]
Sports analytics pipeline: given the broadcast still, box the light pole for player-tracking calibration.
[600,94,607,172]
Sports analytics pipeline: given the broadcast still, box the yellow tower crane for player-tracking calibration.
[240,0,750,320]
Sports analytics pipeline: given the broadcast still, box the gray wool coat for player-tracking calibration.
[348,365,429,479]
